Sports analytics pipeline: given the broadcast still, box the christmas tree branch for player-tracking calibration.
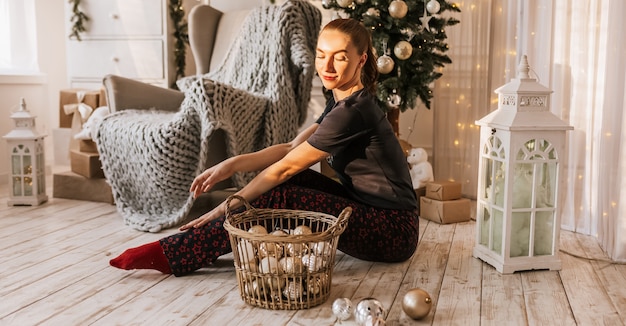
[324,0,461,112]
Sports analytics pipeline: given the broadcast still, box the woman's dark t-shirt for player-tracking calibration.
[307,89,417,210]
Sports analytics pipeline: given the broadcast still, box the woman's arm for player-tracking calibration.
[235,141,328,202]
[181,140,328,230]
[190,123,319,197]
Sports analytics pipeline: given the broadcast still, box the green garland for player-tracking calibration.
[168,0,189,87]
[67,0,189,89]
[68,0,89,41]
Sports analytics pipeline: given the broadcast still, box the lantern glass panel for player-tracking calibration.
[483,135,506,207]
[491,208,503,255]
[512,163,533,209]
[510,211,531,257]
[23,155,32,175]
[517,139,554,160]
[534,211,554,255]
[537,162,557,207]
[482,157,493,201]
[13,176,22,196]
[479,205,490,246]
[493,160,505,207]
[11,155,21,175]
[37,152,44,173]
[38,174,45,194]
[24,176,33,196]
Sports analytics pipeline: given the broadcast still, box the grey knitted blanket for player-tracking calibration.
[95,1,321,232]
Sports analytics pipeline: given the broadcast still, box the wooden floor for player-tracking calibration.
[1,177,625,326]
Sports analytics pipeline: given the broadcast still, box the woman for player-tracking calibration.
[110,18,419,276]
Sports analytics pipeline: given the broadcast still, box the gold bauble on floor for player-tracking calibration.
[402,288,432,320]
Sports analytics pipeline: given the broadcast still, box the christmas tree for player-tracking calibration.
[322,0,460,113]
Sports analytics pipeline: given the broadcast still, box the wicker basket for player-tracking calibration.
[223,195,351,310]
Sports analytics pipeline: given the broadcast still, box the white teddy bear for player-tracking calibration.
[407,147,434,189]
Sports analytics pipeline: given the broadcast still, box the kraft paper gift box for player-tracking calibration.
[70,149,105,179]
[420,197,471,224]
[53,171,114,204]
[415,186,426,212]
[99,87,108,107]
[59,89,100,128]
[79,139,98,153]
[425,180,462,201]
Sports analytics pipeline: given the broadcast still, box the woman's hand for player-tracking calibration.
[189,160,234,198]
[179,201,227,231]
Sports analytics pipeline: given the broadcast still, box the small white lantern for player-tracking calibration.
[472,55,573,274]
[3,98,48,206]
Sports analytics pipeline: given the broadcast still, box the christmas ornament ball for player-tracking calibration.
[426,0,441,14]
[248,225,268,234]
[365,8,381,17]
[355,298,386,325]
[283,280,304,300]
[293,225,313,235]
[402,288,432,320]
[377,55,394,74]
[394,41,413,60]
[336,0,354,7]
[332,297,353,321]
[387,94,402,108]
[388,0,408,19]
[365,315,387,326]
[259,256,281,274]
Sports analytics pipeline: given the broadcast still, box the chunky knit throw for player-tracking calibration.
[95,1,321,232]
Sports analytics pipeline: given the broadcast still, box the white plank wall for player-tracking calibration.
[0,178,625,325]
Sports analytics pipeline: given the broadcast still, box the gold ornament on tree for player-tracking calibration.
[388,0,408,19]
[377,55,394,74]
[365,7,381,17]
[394,41,413,60]
[336,0,354,8]
[377,40,394,75]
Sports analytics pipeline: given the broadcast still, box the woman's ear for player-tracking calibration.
[360,53,367,67]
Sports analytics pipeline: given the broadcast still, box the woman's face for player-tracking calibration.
[315,29,365,94]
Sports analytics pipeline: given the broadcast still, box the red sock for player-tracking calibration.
[109,241,172,274]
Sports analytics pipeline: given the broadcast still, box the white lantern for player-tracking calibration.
[3,98,48,206]
[472,55,573,274]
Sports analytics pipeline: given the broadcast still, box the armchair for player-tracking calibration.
[96,0,322,232]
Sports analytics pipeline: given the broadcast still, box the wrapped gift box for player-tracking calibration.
[70,149,104,178]
[420,197,471,224]
[59,89,101,128]
[79,139,98,153]
[99,87,108,107]
[53,171,113,204]
[425,180,462,201]
[415,186,426,212]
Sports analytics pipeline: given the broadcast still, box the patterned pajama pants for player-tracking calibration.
[160,169,419,276]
